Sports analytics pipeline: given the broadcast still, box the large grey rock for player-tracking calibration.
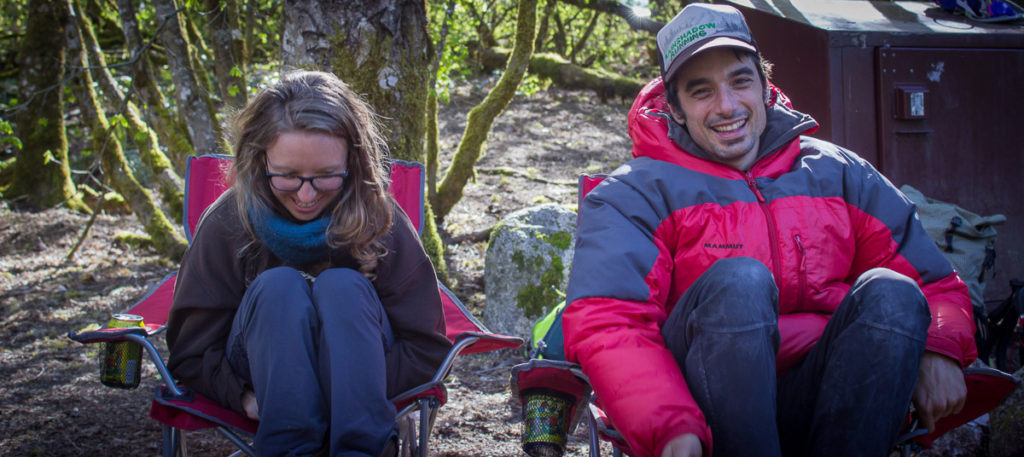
[989,366,1024,457]
[484,204,576,340]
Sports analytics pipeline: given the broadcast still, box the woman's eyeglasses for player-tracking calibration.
[266,171,348,192]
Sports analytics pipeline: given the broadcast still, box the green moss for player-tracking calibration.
[420,205,449,284]
[511,250,528,270]
[515,254,565,318]
[546,231,572,250]
[115,231,154,249]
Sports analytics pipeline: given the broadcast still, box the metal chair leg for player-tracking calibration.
[162,425,181,457]
[587,407,601,457]
[417,398,434,457]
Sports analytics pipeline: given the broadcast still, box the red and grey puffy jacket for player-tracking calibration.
[563,79,975,457]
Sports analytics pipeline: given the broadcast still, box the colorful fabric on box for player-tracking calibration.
[562,78,975,457]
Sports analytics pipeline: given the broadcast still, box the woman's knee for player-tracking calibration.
[234,267,316,348]
[246,267,313,314]
[311,268,381,319]
[251,267,308,293]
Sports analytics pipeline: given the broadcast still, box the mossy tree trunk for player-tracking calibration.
[68,0,187,259]
[152,0,224,156]
[185,8,217,96]
[114,0,196,169]
[75,3,186,220]
[204,0,248,109]
[433,0,539,221]
[8,0,88,211]
[281,0,448,281]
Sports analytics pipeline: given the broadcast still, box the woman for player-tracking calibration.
[166,70,452,457]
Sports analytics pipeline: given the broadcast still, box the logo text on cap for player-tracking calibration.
[664,22,717,62]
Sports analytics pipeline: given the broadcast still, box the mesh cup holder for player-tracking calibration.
[521,388,575,457]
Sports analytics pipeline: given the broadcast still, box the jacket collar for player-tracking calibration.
[665,102,817,164]
[629,78,818,174]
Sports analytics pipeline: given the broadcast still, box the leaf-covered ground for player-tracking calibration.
[0,86,633,456]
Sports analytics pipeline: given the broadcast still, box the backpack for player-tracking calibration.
[901,185,1006,313]
[528,299,568,361]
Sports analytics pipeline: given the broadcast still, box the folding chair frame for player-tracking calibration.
[511,174,1021,457]
[69,154,523,457]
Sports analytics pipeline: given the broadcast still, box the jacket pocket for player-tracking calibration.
[794,233,807,310]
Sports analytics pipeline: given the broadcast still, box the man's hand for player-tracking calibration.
[912,352,966,433]
[661,433,702,457]
[242,390,260,420]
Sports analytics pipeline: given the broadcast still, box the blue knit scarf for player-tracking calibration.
[248,204,331,266]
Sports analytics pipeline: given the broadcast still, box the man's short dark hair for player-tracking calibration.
[664,49,773,118]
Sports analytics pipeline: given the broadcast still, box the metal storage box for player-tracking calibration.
[726,0,1024,300]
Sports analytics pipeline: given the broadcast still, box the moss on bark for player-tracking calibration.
[69,0,187,259]
[76,6,185,220]
[8,0,88,211]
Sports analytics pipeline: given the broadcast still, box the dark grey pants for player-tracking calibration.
[662,257,930,457]
[227,267,396,457]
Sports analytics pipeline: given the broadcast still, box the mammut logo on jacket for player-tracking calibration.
[705,242,743,249]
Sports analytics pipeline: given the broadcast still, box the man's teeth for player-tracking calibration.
[713,119,745,133]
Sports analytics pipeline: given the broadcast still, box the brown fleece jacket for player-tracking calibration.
[165,190,451,414]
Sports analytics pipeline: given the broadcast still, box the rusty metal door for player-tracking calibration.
[877,47,1024,294]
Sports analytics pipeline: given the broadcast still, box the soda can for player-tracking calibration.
[521,388,574,457]
[100,313,145,389]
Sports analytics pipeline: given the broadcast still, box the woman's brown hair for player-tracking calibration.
[230,70,393,277]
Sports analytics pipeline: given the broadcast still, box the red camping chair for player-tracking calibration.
[511,174,1021,457]
[69,154,524,457]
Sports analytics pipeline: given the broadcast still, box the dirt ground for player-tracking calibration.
[0,86,633,456]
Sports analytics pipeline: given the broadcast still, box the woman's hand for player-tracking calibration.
[242,390,260,420]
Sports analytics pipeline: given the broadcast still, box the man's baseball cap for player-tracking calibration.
[657,3,758,84]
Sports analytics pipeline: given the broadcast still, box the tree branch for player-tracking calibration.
[557,0,664,34]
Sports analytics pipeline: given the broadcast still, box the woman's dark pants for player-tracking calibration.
[227,267,396,457]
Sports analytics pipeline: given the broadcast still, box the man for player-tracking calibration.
[562,4,975,457]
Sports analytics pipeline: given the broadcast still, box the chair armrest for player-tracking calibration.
[68,327,148,344]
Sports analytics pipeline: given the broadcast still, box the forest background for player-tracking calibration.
[0,0,680,455]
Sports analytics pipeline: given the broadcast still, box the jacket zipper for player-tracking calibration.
[794,234,807,310]
[745,173,782,290]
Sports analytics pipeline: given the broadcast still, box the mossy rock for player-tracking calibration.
[484,203,576,340]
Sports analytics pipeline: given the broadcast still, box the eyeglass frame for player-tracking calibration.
[265,170,349,192]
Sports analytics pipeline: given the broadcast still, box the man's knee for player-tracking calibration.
[694,257,777,323]
[851,268,930,337]
[707,257,774,288]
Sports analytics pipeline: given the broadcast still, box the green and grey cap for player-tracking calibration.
[657,3,758,83]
